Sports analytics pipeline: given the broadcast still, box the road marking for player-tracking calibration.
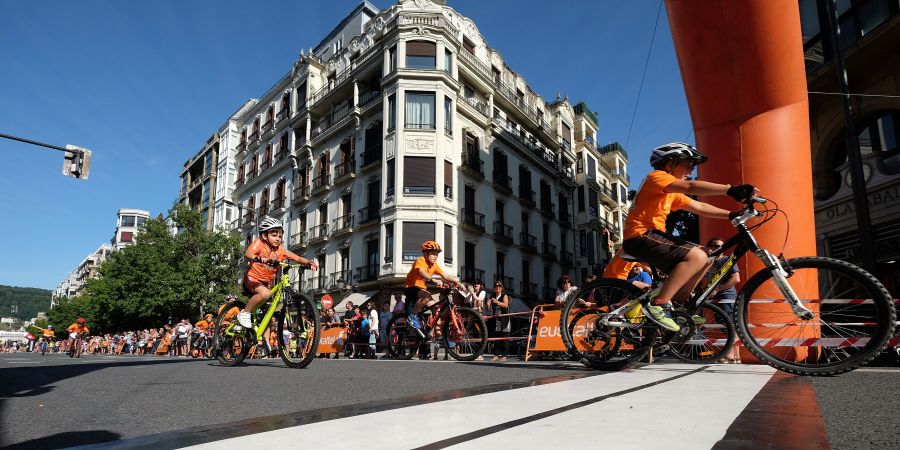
[178,364,776,450]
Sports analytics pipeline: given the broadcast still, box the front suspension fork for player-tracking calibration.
[754,250,814,320]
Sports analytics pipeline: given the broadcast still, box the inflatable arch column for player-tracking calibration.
[666,0,818,361]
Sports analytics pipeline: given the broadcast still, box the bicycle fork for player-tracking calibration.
[753,249,813,320]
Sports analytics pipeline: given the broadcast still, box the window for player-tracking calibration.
[588,189,598,216]
[297,82,307,110]
[403,222,435,262]
[387,94,396,131]
[405,92,435,129]
[120,231,133,243]
[444,96,452,134]
[333,38,343,54]
[404,156,436,195]
[579,230,587,257]
[136,217,146,228]
[406,41,436,69]
[444,224,453,264]
[463,37,475,54]
[587,156,596,181]
[386,158,395,197]
[444,49,453,73]
[577,185,585,212]
[562,122,572,145]
[389,45,397,72]
[444,160,453,199]
[385,223,395,263]
[121,215,136,227]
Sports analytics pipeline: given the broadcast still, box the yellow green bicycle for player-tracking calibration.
[215,261,320,368]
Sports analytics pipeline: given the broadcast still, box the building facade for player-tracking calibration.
[179,136,219,230]
[112,209,150,250]
[209,0,630,303]
[801,0,900,295]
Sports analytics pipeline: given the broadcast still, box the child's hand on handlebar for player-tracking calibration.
[309,261,318,271]
[726,184,759,203]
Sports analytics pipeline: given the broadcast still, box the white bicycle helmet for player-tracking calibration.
[650,142,709,169]
[258,216,283,233]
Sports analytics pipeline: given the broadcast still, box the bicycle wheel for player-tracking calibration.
[386,313,421,360]
[736,256,895,376]
[665,302,735,364]
[442,307,488,361]
[215,300,251,367]
[277,294,321,368]
[559,278,657,371]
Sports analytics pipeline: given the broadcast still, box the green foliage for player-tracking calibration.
[666,209,700,244]
[0,285,52,320]
[68,203,243,333]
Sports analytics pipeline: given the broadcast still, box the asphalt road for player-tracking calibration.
[1,352,898,449]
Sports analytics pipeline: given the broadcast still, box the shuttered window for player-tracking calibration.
[444,160,453,198]
[406,41,436,69]
[404,156,436,194]
[562,122,572,144]
[403,222,435,261]
[444,224,453,264]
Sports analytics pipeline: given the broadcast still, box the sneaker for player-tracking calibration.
[237,311,253,328]
[642,304,680,332]
[675,308,707,325]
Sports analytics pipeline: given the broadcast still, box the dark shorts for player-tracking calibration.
[622,229,696,274]
[243,276,271,298]
[404,287,427,314]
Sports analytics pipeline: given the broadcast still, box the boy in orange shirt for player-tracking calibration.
[238,217,318,328]
[607,142,757,332]
[404,240,460,332]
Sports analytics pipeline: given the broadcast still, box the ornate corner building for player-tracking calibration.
[193,0,631,303]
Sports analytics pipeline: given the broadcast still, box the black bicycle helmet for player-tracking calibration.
[650,142,708,169]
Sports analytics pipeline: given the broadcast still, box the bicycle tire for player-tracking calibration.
[277,294,321,368]
[559,278,657,371]
[736,256,895,376]
[665,302,735,364]
[215,300,251,367]
[386,313,422,360]
[442,307,488,361]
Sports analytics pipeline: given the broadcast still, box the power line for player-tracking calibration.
[808,91,900,99]
[624,0,664,152]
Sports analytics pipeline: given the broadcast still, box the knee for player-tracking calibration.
[685,248,707,266]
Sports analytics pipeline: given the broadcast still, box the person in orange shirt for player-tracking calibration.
[238,217,318,328]
[195,313,215,333]
[606,142,757,332]
[41,325,55,339]
[67,317,90,356]
[404,240,459,332]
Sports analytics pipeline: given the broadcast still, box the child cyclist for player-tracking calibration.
[67,317,89,355]
[237,217,318,328]
[404,240,460,332]
[605,142,758,332]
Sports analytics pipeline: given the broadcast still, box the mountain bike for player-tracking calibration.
[386,283,488,361]
[215,261,320,368]
[190,330,214,359]
[67,333,86,358]
[560,197,896,375]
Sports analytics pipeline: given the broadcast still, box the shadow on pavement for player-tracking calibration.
[3,430,121,450]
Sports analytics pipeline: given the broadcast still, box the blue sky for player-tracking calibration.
[0,0,691,290]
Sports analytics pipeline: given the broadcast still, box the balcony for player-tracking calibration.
[235,177,245,189]
[518,189,535,208]
[461,267,485,283]
[334,160,355,184]
[276,109,289,124]
[358,206,380,226]
[561,139,571,152]
[560,250,574,266]
[492,78,543,128]
[493,221,514,244]
[263,120,274,134]
[540,202,555,219]
[259,158,271,173]
[559,210,571,228]
[236,140,247,153]
[249,131,259,143]
[542,242,557,260]
[309,224,329,244]
[494,275,515,293]
[270,197,286,213]
[329,270,352,290]
[458,47,492,81]
[461,95,489,117]
[312,174,330,194]
[460,208,485,232]
[493,113,559,176]
[461,153,484,180]
[492,172,512,196]
[247,166,257,181]
[242,210,255,228]
[292,185,310,205]
[311,104,352,141]
[611,168,630,184]
[256,204,269,219]
[289,230,308,249]
[311,274,327,292]
[332,214,354,236]
[355,266,379,283]
[360,149,382,170]
[519,232,537,252]
[358,89,381,109]
[309,67,353,108]
[295,134,308,150]
[520,281,538,299]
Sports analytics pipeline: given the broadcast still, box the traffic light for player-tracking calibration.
[62,145,92,180]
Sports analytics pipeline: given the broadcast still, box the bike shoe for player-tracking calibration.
[642,304,680,332]
[237,311,253,328]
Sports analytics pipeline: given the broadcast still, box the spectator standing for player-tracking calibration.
[489,281,511,361]
[367,302,379,358]
[706,237,741,364]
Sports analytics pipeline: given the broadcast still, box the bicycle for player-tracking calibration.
[190,331,214,359]
[214,261,321,368]
[386,283,488,361]
[560,197,896,375]
[67,333,86,358]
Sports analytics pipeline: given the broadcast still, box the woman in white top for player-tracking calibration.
[554,274,578,306]
[467,280,487,311]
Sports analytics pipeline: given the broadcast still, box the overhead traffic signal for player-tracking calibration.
[62,145,92,180]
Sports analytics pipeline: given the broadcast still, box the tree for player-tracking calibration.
[70,203,243,333]
[666,209,699,243]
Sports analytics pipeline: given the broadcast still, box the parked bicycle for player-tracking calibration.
[215,261,320,368]
[560,197,896,375]
[386,283,488,361]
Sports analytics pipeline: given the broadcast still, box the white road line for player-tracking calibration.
[182,364,776,450]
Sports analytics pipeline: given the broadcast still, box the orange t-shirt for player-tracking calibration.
[602,249,637,280]
[405,256,446,289]
[622,170,693,240]
[41,328,54,338]
[245,238,300,283]
[67,323,89,334]
[194,319,213,332]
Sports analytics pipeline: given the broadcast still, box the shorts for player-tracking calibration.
[622,229,696,275]
[243,275,272,297]
[404,287,427,314]
[69,332,79,340]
